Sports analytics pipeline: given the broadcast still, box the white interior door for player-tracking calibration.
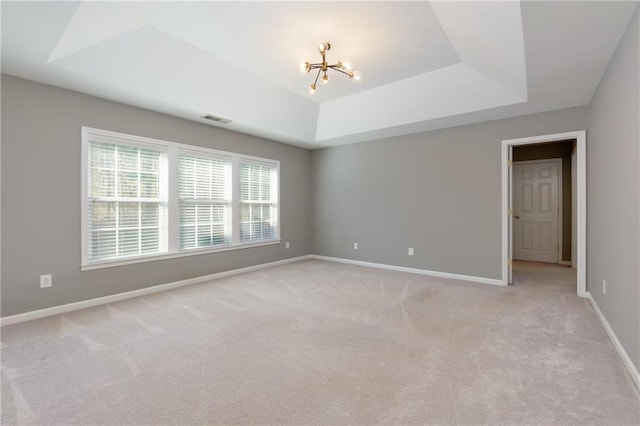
[514,160,559,263]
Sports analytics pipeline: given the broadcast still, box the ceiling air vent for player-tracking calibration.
[202,114,232,124]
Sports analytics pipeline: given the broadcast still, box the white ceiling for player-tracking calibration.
[2,1,637,149]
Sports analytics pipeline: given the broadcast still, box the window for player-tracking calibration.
[82,127,279,269]
[87,142,168,262]
[239,162,278,243]
[179,153,231,250]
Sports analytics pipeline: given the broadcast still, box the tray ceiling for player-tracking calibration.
[2,1,637,148]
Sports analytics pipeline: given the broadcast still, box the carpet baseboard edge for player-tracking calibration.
[0,255,312,327]
[309,255,504,286]
[587,292,640,391]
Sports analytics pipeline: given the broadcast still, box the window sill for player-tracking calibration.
[81,240,281,271]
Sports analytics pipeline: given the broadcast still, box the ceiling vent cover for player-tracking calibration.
[202,114,232,124]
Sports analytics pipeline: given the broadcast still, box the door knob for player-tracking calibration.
[515,215,521,219]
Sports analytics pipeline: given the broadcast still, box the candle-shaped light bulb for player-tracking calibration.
[317,42,330,54]
[299,62,310,74]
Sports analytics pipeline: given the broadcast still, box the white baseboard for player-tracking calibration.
[309,255,505,287]
[0,255,312,327]
[586,292,640,391]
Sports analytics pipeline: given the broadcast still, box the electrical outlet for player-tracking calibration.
[40,274,52,288]
[353,242,358,250]
[285,241,290,249]
[408,247,414,256]
[602,280,607,295]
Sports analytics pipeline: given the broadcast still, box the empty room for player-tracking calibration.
[1,1,639,424]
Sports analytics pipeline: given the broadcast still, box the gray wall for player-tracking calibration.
[513,140,574,262]
[311,107,588,279]
[1,75,311,317]
[587,6,639,371]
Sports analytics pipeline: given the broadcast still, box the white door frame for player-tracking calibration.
[513,158,563,264]
[501,130,586,297]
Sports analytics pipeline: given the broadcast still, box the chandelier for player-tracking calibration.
[299,42,361,95]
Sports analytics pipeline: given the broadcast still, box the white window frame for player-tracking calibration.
[81,127,280,271]
[84,137,170,262]
[178,149,233,251]
[238,158,280,244]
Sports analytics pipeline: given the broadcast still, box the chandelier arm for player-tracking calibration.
[312,68,322,87]
[329,67,353,76]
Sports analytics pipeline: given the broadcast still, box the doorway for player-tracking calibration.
[501,130,586,297]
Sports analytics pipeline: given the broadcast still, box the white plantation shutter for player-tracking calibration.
[87,140,168,262]
[239,161,278,242]
[179,153,232,249]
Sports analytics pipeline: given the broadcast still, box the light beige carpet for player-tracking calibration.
[1,259,638,425]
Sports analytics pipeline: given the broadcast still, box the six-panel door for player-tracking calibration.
[514,161,559,263]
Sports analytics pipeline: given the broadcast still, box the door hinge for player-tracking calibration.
[507,160,513,167]
[507,258,513,265]
[508,208,512,216]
